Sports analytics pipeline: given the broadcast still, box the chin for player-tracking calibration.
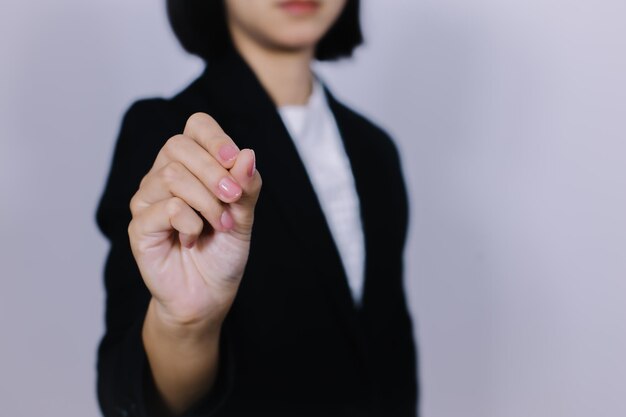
[270,26,324,51]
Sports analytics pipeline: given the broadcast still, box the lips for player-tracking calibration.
[278,0,321,16]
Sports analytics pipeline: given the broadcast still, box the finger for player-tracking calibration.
[227,149,262,232]
[131,161,233,232]
[149,135,243,204]
[183,112,241,169]
[129,197,204,251]
[230,149,261,205]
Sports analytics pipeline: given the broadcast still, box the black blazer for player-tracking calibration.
[96,50,418,417]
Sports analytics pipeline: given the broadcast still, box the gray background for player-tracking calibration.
[1,0,625,416]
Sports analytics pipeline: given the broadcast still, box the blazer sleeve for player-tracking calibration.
[96,100,234,417]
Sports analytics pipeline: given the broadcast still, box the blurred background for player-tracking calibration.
[1,0,625,415]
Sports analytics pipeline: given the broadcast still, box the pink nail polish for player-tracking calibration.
[218,177,242,200]
[218,144,239,163]
[248,150,256,178]
[179,233,196,249]
[221,210,234,231]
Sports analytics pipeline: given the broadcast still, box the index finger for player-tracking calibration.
[183,112,240,169]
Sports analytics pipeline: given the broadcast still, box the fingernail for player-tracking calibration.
[248,150,256,178]
[218,177,242,200]
[221,210,234,231]
[218,144,239,163]
[179,233,196,249]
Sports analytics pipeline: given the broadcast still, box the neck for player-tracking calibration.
[229,31,314,107]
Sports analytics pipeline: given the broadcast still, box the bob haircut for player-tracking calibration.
[166,0,363,61]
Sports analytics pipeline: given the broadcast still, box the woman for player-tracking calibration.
[97,1,417,416]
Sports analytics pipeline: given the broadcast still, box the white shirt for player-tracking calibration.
[278,78,366,305]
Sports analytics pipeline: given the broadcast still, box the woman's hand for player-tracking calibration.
[128,113,261,414]
[128,112,262,331]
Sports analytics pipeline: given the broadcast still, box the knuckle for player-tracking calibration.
[163,134,186,155]
[187,112,216,130]
[250,173,263,193]
[129,194,141,216]
[138,173,149,189]
[186,113,224,145]
[165,197,185,217]
[127,219,137,237]
[160,161,184,185]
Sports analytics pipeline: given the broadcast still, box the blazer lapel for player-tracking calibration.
[324,91,376,308]
[198,51,362,345]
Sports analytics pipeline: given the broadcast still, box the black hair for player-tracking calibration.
[166,0,363,61]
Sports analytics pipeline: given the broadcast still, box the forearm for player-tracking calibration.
[142,298,222,416]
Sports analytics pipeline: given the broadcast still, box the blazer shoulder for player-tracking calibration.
[96,97,186,236]
[114,98,179,166]
[123,97,170,120]
[121,73,211,135]
[121,98,183,137]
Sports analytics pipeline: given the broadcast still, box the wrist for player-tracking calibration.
[142,299,223,415]
[146,298,224,344]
